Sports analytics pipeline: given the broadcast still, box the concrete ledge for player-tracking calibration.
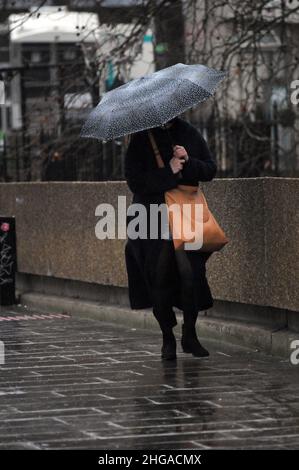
[17,273,299,333]
[20,292,298,359]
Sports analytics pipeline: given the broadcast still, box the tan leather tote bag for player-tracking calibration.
[148,130,229,252]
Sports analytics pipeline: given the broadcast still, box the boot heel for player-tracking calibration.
[161,329,177,360]
[161,340,177,360]
[181,324,192,353]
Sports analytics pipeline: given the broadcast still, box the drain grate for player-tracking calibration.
[0,313,71,322]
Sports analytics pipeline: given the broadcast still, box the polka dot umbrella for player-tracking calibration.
[80,63,227,141]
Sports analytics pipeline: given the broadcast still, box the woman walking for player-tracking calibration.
[124,116,217,361]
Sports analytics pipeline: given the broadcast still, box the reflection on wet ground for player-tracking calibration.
[0,305,299,449]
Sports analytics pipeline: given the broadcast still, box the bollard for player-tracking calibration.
[0,216,16,306]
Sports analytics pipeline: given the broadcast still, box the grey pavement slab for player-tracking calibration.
[0,305,299,450]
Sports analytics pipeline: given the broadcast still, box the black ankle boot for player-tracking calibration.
[181,323,209,357]
[161,329,177,360]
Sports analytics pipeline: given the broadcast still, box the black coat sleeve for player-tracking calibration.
[181,126,217,182]
[125,134,179,194]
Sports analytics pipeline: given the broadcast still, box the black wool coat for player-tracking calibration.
[124,117,217,311]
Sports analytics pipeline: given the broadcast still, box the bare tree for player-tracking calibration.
[184,0,299,176]
[1,0,299,181]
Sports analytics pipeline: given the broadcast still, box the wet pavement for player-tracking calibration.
[0,305,299,450]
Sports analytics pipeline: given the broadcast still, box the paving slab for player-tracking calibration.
[0,305,299,450]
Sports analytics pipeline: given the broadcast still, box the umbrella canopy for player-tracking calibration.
[81,63,227,141]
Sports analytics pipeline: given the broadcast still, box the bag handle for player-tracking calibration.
[148,129,183,180]
[147,130,165,169]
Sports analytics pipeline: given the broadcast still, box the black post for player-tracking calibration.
[0,216,16,306]
[2,133,7,181]
[20,68,28,181]
[15,137,20,182]
[153,0,185,70]
[273,101,279,176]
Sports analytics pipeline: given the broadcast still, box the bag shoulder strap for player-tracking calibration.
[147,130,165,169]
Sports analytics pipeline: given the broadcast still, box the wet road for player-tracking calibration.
[0,305,299,450]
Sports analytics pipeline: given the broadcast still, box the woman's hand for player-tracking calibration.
[169,145,189,174]
[169,156,185,174]
[173,145,189,162]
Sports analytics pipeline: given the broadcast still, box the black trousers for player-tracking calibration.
[152,239,211,330]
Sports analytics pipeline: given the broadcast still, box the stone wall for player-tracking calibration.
[0,178,298,313]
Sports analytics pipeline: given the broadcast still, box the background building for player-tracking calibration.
[0,2,153,181]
